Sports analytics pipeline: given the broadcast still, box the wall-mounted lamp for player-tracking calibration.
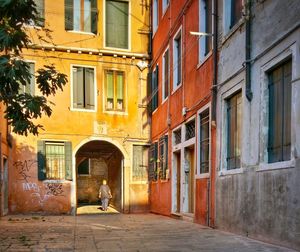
[190,31,213,37]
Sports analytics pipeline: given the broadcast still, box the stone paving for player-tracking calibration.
[0,213,295,252]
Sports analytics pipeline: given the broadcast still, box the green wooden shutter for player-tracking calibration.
[65,141,72,180]
[116,72,124,100]
[91,0,98,34]
[107,71,114,99]
[65,0,73,30]
[147,72,152,115]
[37,140,46,180]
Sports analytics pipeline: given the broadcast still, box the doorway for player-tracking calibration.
[183,146,195,214]
[172,151,181,213]
[0,157,8,216]
[75,140,123,214]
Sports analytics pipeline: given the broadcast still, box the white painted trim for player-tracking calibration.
[258,159,295,172]
[172,26,183,92]
[162,46,170,103]
[197,103,211,176]
[70,64,97,112]
[219,168,244,176]
[66,30,96,36]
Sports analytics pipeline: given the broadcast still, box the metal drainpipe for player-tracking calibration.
[209,0,218,228]
[211,0,218,123]
[245,0,253,101]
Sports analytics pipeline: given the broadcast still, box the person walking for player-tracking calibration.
[98,179,112,211]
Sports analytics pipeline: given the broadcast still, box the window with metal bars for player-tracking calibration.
[159,136,168,180]
[185,120,195,141]
[45,142,65,180]
[226,91,242,170]
[268,60,292,163]
[199,109,210,174]
[173,128,181,145]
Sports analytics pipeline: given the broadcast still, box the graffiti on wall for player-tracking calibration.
[45,183,64,196]
[13,160,37,182]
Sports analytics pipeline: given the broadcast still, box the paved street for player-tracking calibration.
[0,213,295,252]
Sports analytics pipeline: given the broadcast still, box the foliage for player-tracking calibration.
[0,0,67,136]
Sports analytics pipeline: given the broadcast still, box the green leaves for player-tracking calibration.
[0,0,68,136]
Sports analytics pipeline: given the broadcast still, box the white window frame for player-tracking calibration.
[196,103,211,178]
[162,47,170,103]
[172,27,182,93]
[103,0,131,51]
[152,0,158,34]
[258,44,297,172]
[70,64,97,113]
[162,0,170,15]
[198,0,213,65]
[219,82,244,176]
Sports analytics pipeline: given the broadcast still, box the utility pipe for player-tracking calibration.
[245,0,253,101]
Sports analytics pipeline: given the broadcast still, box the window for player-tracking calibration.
[162,49,169,101]
[19,62,35,95]
[148,65,158,113]
[65,0,97,34]
[149,142,158,181]
[159,136,168,180]
[37,141,72,180]
[132,145,149,181]
[72,66,95,110]
[173,30,182,89]
[173,128,181,145]
[226,92,242,170]
[31,0,45,27]
[224,0,243,34]
[78,158,90,175]
[152,0,158,33]
[162,0,169,13]
[199,109,210,174]
[106,0,129,49]
[268,60,292,163]
[105,70,125,111]
[199,0,212,61]
[185,119,195,141]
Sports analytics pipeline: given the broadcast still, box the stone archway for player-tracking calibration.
[75,140,124,212]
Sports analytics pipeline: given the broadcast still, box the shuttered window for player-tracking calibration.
[106,0,129,49]
[105,70,125,111]
[34,0,45,27]
[132,145,148,182]
[268,60,292,163]
[148,142,158,181]
[163,49,169,100]
[72,66,95,110]
[159,136,168,180]
[226,92,242,170]
[37,141,72,180]
[65,0,97,34]
[199,109,210,174]
[151,66,159,112]
[19,62,35,95]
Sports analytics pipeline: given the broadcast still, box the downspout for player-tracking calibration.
[211,0,218,123]
[245,0,253,101]
[209,0,218,228]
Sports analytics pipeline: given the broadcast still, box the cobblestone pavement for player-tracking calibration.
[0,213,295,252]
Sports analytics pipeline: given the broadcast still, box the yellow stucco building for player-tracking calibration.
[9,0,150,214]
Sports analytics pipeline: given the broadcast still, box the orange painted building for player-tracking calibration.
[148,0,216,226]
[7,0,151,215]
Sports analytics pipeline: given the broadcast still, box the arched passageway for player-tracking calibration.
[75,140,124,213]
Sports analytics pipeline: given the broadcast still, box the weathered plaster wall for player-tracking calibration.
[215,0,300,249]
